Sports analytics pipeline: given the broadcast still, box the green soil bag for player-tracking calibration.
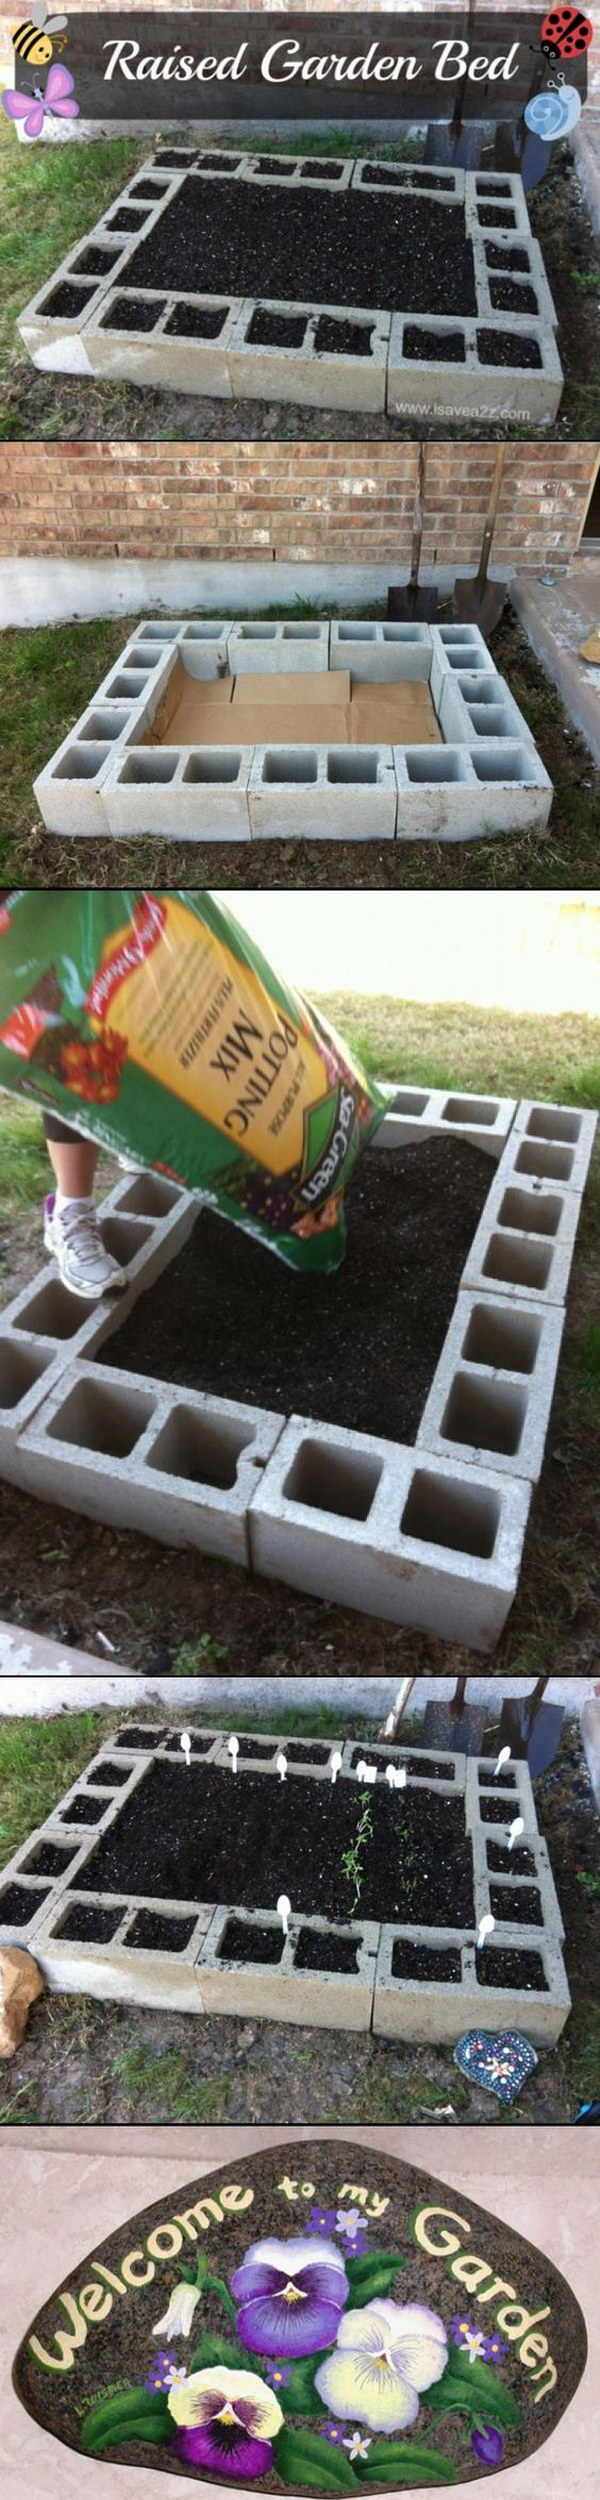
[0,890,387,1273]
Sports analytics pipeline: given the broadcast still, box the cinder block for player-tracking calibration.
[31,1890,213,2011]
[437,668,536,748]
[248,744,397,839]
[198,1905,378,2030]
[462,1172,580,1306]
[103,745,252,840]
[177,622,234,679]
[17,1361,285,1564]
[373,1085,516,1160]
[351,161,465,204]
[510,1100,597,1193]
[430,624,500,706]
[330,621,432,682]
[227,622,330,674]
[386,315,563,426]
[0,1175,196,1376]
[83,291,241,396]
[465,170,534,242]
[373,1926,569,2047]
[418,1289,565,1482]
[394,742,552,840]
[0,1337,65,1484]
[248,1416,531,1650]
[242,154,353,193]
[227,299,390,414]
[34,725,113,835]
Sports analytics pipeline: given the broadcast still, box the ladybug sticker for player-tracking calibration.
[540,9,593,60]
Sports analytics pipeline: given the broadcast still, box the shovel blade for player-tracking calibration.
[498,1695,565,1778]
[452,577,508,636]
[387,585,439,623]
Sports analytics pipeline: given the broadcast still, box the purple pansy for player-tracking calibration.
[310,2208,338,2234]
[231,2235,349,2360]
[145,2351,187,2393]
[264,2361,293,2390]
[471,2425,505,2466]
[168,2365,283,2481]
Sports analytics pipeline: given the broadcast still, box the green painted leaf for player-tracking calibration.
[274,2424,359,2491]
[81,2390,170,2453]
[424,2351,519,2430]
[189,2332,249,2374]
[344,2253,406,2306]
[357,2446,457,2487]
[85,2415,173,2454]
[277,2353,329,2416]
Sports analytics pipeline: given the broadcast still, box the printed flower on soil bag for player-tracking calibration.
[315,2299,449,2432]
[232,2235,349,2358]
[168,2365,283,2476]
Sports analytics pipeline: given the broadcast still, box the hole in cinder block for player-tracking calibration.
[116,1174,180,1217]
[498,1185,563,1239]
[253,157,298,177]
[197,154,241,173]
[443,1096,497,1125]
[461,1305,542,1376]
[83,1760,133,1789]
[490,1882,543,1927]
[486,243,531,271]
[526,1106,582,1145]
[182,623,227,640]
[164,1735,214,1757]
[338,625,377,642]
[20,1840,78,1877]
[114,1728,166,1748]
[52,743,110,781]
[482,1233,553,1289]
[391,1939,462,1982]
[490,278,538,315]
[0,1881,52,1924]
[239,624,277,639]
[476,179,513,196]
[248,309,308,348]
[218,1918,283,1965]
[471,745,529,783]
[300,160,344,180]
[488,1843,536,1877]
[53,1900,123,1943]
[104,208,148,233]
[99,1215,152,1264]
[382,624,428,643]
[327,752,379,785]
[0,1340,53,1408]
[281,624,321,641]
[475,1945,548,1991]
[141,623,180,641]
[294,1929,361,1975]
[406,751,466,783]
[165,303,228,339]
[283,1439,382,1521]
[59,1795,107,1826]
[155,149,198,166]
[38,281,97,318]
[477,207,517,229]
[440,1373,527,1458]
[404,327,466,362]
[104,673,148,700]
[100,295,167,331]
[477,326,540,367]
[401,1469,500,1559]
[119,752,177,784]
[71,246,121,278]
[146,1406,253,1491]
[314,316,375,358]
[129,177,170,200]
[389,1088,429,1115]
[47,1377,156,1458]
[262,750,318,784]
[14,1277,94,1340]
[77,708,131,742]
[181,752,242,784]
[469,704,512,737]
[125,1908,197,1951]
[480,1796,517,1825]
[478,1766,517,1792]
[515,1139,574,1182]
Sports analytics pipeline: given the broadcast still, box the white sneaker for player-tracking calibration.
[43,1195,128,1301]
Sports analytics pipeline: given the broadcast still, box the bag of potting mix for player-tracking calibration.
[0,890,387,1272]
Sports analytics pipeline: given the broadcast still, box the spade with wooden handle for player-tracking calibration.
[387,444,438,624]
[453,444,508,636]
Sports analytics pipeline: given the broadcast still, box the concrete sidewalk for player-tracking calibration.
[512,558,600,767]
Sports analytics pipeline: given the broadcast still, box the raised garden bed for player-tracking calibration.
[0,1726,570,2045]
[18,151,563,423]
[0,1089,595,1652]
[33,615,553,846]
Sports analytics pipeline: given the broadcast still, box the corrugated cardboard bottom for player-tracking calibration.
[142,663,442,747]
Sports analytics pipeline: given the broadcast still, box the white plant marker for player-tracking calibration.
[276,1751,288,1783]
[356,1759,378,1785]
[277,1893,291,1938]
[508,1816,525,1850]
[329,1750,343,1785]
[477,1913,496,1950]
[180,1731,192,1769]
[228,1735,239,1774]
[494,1745,512,1779]
[385,1762,407,1791]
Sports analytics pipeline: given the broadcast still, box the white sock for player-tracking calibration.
[54,1192,94,1216]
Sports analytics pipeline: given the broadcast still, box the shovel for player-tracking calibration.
[422,1677,488,1758]
[496,1677,565,1780]
[387,445,438,624]
[453,445,509,636]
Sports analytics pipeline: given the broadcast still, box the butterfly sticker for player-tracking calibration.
[1,60,79,138]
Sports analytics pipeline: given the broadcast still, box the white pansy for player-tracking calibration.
[152,2281,201,2341]
[315,2298,448,2434]
[167,2365,284,2435]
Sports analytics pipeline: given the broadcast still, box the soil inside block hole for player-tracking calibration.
[475,1945,548,1992]
[54,1901,123,1944]
[124,179,477,317]
[73,1758,475,1926]
[100,1139,492,1443]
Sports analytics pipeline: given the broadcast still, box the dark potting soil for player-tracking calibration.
[405,327,465,362]
[55,1900,122,1944]
[72,246,121,278]
[488,279,538,314]
[100,1139,492,1444]
[41,283,96,318]
[314,316,374,357]
[489,1882,543,1927]
[114,1727,166,1748]
[487,1843,537,1878]
[247,309,307,348]
[348,1745,454,1779]
[233,1737,332,1763]
[23,1841,78,1878]
[391,1939,462,1982]
[475,1945,548,1992]
[58,1795,106,1826]
[105,207,148,233]
[101,297,167,333]
[0,1880,51,1922]
[82,1760,132,1788]
[477,328,541,369]
[124,177,477,318]
[165,304,227,339]
[73,1758,475,1928]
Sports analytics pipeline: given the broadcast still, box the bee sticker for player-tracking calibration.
[12,5,68,71]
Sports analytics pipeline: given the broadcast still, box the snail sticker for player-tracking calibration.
[13,2140,588,2487]
[524,5,591,137]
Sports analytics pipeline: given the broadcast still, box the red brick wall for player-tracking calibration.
[0,443,596,566]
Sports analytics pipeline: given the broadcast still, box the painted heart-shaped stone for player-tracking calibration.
[13,2138,587,2489]
[454,2032,539,2106]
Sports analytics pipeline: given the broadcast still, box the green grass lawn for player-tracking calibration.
[0,116,147,417]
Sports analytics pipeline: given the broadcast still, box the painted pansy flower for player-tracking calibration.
[471,2425,504,2466]
[231,2235,349,2359]
[336,2210,367,2240]
[167,2365,283,2478]
[449,2314,489,2365]
[315,2299,449,2433]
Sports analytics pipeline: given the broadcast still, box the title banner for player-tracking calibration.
[11,11,591,125]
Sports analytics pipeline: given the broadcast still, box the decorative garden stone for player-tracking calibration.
[13,2138,587,2487]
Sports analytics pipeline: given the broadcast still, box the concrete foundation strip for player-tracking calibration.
[18,152,563,424]
[0,1091,595,1650]
[0,1728,570,2042]
[34,616,553,843]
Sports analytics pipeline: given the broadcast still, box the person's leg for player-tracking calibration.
[42,1114,127,1302]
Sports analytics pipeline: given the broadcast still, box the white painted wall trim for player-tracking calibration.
[0,558,515,632]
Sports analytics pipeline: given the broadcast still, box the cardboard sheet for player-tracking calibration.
[144,661,441,749]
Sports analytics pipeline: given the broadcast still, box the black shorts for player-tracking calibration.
[42,1112,81,1144]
